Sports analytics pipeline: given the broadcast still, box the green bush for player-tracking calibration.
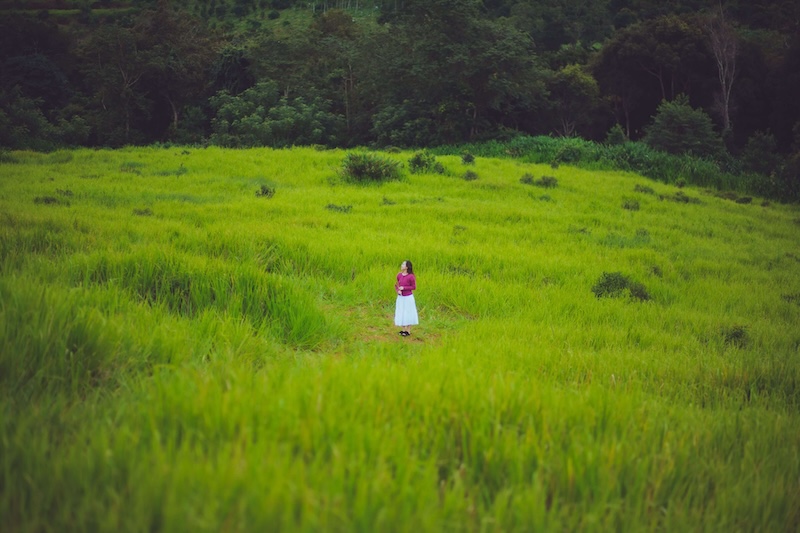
[408,151,445,174]
[592,272,650,301]
[535,176,558,188]
[643,95,725,161]
[340,152,403,184]
[462,170,479,181]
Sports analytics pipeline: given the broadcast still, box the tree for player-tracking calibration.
[643,95,725,159]
[547,64,602,137]
[705,6,737,136]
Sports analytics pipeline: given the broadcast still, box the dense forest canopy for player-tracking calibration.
[1,0,799,169]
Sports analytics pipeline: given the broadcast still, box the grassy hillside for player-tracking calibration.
[1,146,799,531]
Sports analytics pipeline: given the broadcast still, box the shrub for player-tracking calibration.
[326,203,352,213]
[340,152,402,184]
[519,173,534,185]
[634,184,655,195]
[462,170,479,181]
[622,199,639,211]
[256,184,275,198]
[535,176,558,188]
[722,325,749,348]
[642,95,725,160]
[461,152,475,165]
[592,272,650,301]
[408,151,445,174]
[605,123,627,145]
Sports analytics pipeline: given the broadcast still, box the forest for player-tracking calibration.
[1,0,799,199]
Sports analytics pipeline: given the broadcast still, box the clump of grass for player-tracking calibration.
[326,203,352,213]
[462,170,479,181]
[539,194,552,201]
[535,176,558,188]
[634,184,655,195]
[408,151,445,174]
[34,196,68,206]
[132,208,153,216]
[622,198,640,211]
[735,196,752,204]
[381,196,396,206]
[781,293,800,305]
[519,173,534,185]
[56,188,73,197]
[461,152,475,165]
[340,152,402,184]
[722,325,749,348]
[0,150,18,163]
[661,191,702,204]
[256,184,275,198]
[592,272,650,301]
[120,161,144,175]
[649,265,663,277]
[155,164,188,177]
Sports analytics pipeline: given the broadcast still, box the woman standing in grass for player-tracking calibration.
[395,260,418,337]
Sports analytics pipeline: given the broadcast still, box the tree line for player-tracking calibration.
[1,0,799,196]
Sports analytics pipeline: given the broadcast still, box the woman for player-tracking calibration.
[394,260,418,337]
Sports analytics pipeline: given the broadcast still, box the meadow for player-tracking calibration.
[1,146,799,531]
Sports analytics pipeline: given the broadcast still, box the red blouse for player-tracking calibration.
[395,273,416,296]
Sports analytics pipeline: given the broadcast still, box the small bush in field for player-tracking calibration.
[536,176,558,188]
[622,198,640,211]
[326,203,352,213]
[340,152,402,183]
[462,170,479,181]
[408,151,445,174]
[256,184,275,198]
[461,152,475,165]
[592,272,650,301]
[34,196,66,206]
[520,173,534,185]
[722,325,749,348]
[634,184,655,195]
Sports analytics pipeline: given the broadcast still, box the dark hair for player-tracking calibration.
[404,260,414,274]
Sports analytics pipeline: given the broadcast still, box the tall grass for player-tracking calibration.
[1,145,799,531]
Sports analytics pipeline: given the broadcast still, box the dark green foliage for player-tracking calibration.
[133,208,153,216]
[408,151,445,174]
[256,184,275,198]
[34,196,59,205]
[120,162,144,175]
[56,189,73,197]
[735,197,752,204]
[381,196,396,205]
[535,176,558,188]
[782,293,800,305]
[461,152,475,165]
[592,272,650,301]
[643,96,725,160]
[722,325,749,349]
[740,131,782,176]
[339,152,403,184]
[634,184,655,195]
[326,203,352,213]
[605,124,627,145]
[622,199,639,211]
[519,173,534,185]
[661,191,702,204]
[462,170,479,181]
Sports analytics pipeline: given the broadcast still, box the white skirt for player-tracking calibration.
[394,294,419,326]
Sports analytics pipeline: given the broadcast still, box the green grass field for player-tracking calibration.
[1,146,799,531]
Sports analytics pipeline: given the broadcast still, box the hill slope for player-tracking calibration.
[1,147,799,531]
